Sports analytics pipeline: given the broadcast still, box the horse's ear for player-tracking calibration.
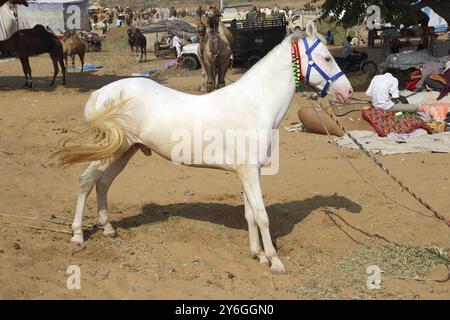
[305,21,317,40]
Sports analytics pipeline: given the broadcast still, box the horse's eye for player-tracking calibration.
[325,57,332,62]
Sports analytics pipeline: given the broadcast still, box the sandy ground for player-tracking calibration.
[0,28,450,300]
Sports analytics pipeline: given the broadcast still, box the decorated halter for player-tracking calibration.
[291,38,345,97]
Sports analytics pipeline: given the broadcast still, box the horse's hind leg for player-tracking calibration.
[244,192,269,265]
[71,160,112,243]
[96,146,138,237]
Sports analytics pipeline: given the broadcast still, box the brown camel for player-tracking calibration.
[63,31,87,72]
[197,9,234,93]
[0,24,66,88]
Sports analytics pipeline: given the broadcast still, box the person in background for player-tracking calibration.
[341,36,353,58]
[390,38,401,54]
[326,30,334,45]
[168,33,182,60]
[366,72,418,112]
[341,35,361,69]
[101,19,108,35]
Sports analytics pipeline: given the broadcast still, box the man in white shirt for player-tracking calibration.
[366,73,418,112]
[170,34,182,59]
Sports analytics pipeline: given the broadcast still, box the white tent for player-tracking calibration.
[0,3,18,40]
[17,0,89,31]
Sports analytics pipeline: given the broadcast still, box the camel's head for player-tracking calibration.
[297,22,353,104]
[206,7,221,31]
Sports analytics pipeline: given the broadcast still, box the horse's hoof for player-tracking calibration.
[270,259,286,275]
[71,234,84,244]
[257,254,270,266]
[102,225,116,237]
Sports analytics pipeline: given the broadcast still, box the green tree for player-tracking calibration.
[320,0,449,28]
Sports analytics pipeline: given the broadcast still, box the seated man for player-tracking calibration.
[341,36,353,58]
[340,36,361,69]
[366,72,418,112]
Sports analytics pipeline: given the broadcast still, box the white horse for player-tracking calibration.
[55,22,353,274]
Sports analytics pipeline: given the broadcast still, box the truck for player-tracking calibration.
[226,16,287,68]
[287,10,321,33]
[180,16,287,70]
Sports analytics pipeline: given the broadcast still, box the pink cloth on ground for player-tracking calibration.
[418,103,450,122]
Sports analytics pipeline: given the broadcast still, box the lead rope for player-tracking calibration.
[290,41,450,227]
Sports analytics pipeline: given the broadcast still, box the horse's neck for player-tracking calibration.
[235,39,295,128]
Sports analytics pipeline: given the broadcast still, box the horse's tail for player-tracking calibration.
[52,94,132,166]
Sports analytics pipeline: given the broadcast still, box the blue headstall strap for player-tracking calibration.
[302,38,345,98]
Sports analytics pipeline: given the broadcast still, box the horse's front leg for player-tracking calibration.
[237,166,285,274]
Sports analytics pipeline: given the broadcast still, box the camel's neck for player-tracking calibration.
[234,39,295,128]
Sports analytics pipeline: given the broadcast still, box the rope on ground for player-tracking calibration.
[309,97,450,226]
[0,213,69,226]
[0,220,72,234]
[0,213,98,234]
[385,266,450,283]
[323,209,450,283]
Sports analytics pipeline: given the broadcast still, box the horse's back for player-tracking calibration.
[87,77,190,117]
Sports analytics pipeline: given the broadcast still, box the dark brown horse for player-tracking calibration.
[0,25,66,88]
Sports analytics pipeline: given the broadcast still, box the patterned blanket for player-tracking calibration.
[361,107,424,137]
